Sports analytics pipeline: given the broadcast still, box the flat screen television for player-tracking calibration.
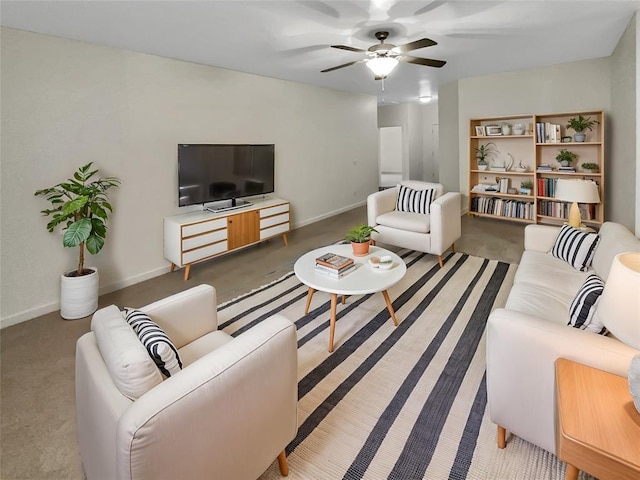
[178,144,275,208]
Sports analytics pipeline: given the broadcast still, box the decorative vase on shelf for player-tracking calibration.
[512,124,525,135]
[501,124,511,135]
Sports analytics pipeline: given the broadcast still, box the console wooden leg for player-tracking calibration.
[329,293,338,352]
[565,464,579,480]
[170,263,176,273]
[497,425,506,449]
[304,287,315,315]
[451,242,456,253]
[438,255,444,268]
[381,290,399,326]
[183,264,191,282]
[277,450,289,476]
[282,233,288,246]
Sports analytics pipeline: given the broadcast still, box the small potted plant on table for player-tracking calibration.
[35,163,120,319]
[566,115,598,142]
[346,224,378,256]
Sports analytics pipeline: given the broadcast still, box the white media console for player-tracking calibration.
[164,197,290,280]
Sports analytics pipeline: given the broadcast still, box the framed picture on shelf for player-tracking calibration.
[486,125,502,136]
[475,126,486,136]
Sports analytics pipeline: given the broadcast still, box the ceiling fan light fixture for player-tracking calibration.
[366,56,398,77]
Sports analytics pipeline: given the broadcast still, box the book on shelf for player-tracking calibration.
[314,263,356,278]
[315,252,354,270]
[537,164,553,171]
[558,166,576,172]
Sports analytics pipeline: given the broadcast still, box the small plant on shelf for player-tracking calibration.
[475,142,497,170]
[566,115,599,142]
[581,162,599,173]
[520,180,534,195]
[555,148,577,167]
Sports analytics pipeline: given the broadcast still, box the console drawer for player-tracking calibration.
[182,241,227,264]
[260,213,289,229]
[182,229,227,251]
[182,218,227,237]
[260,223,289,240]
[260,203,289,218]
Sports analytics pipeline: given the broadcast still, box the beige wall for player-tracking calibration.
[421,103,439,183]
[0,28,379,326]
[610,14,637,232]
[437,81,460,194]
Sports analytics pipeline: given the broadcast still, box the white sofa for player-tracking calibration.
[76,284,298,480]
[367,181,461,267]
[487,222,640,455]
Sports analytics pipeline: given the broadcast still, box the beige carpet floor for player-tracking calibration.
[1,207,525,479]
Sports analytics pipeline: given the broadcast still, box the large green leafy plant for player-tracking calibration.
[35,163,120,276]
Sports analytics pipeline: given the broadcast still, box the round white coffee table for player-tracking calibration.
[294,244,406,352]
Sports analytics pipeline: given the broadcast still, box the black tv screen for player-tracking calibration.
[178,144,275,207]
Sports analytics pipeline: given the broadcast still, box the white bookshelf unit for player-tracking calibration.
[164,198,290,280]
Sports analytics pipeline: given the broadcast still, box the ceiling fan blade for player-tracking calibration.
[331,44,367,53]
[321,60,362,73]
[391,38,437,54]
[399,55,446,68]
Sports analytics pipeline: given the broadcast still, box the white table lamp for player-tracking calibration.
[554,179,600,228]
[597,253,640,413]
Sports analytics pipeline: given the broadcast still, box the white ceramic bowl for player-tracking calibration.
[378,256,393,270]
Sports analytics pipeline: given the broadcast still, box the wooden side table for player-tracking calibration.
[555,358,640,480]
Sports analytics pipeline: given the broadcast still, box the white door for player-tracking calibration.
[379,126,403,187]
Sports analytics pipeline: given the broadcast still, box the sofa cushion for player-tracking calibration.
[375,210,430,234]
[591,222,640,281]
[513,250,589,294]
[505,281,574,325]
[178,330,233,367]
[125,308,183,378]
[550,225,600,272]
[396,184,436,214]
[91,305,163,400]
[568,274,606,334]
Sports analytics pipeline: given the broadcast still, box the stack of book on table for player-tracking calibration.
[315,252,355,278]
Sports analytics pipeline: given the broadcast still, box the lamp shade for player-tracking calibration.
[597,252,640,350]
[554,179,601,203]
[366,57,398,77]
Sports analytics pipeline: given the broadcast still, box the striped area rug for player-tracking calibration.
[219,251,574,480]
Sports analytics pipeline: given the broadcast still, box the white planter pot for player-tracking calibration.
[60,268,99,320]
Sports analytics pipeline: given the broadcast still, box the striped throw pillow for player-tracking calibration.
[568,274,606,334]
[125,308,183,378]
[396,185,436,214]
[550,225,600,271]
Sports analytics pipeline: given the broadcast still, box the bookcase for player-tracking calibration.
[468,110,605,227]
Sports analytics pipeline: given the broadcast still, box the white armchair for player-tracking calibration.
[76,284,298,480]
[367,181,462,267]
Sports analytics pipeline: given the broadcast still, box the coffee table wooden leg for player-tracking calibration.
[381,290,399,326]
[565,464,579,480]
[304,287,316,315]
[329,293,338,353]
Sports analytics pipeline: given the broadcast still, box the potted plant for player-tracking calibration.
[346,224,378,256]
[520,180,534,195]
[35,163,120,319]
[475,142,497,171]
[555,148,577,167]
[581,162,599,173]
[566,115,599,142]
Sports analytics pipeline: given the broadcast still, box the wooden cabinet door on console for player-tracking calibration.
[227,211,260,250]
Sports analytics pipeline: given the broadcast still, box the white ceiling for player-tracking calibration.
[2,1,639,105]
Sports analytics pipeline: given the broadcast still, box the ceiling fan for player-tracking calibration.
[321,31,446,79]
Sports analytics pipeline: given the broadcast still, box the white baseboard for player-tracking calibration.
[291,200,366,230]
[1,265,171,329]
